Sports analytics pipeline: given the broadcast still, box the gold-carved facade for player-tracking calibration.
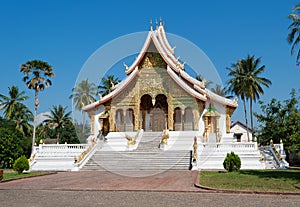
[107,51,200,132]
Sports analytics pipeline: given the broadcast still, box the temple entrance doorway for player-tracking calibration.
[140,94,168,132]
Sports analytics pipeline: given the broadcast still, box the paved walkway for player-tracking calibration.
[1,170,300,207]
[0,170,200,191]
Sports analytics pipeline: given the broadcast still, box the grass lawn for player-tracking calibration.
[1,170,50,181]
[200,170,300,192]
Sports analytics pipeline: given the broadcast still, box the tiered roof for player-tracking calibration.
[83,22,238,112]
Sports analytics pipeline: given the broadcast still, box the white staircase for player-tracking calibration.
[81,131,194,171]
[197,142,265,170]
[30,144,89,171]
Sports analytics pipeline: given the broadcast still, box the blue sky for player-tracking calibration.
[0,0,300,126]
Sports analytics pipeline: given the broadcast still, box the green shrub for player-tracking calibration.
[223,151,241,172]
[13,155,29,174]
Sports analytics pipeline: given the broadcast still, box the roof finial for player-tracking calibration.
[150,19,153,31]
[155,19,158,30]
[160,17,162,26]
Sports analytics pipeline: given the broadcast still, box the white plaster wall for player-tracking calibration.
[198,100,227,137]
[213,101,226,136]
[230,124,253,142]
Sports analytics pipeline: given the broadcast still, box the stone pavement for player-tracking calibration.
[0,170,200,191]
[1,170,300,207]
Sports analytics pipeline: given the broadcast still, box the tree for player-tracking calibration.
[43,105,72,143]
[196,74,213,89]
[255,89,300,162]
[227,55,271,141]
[287,3,300,64]
[98,75,120,96]
[240,55,271,134]
[210,84,233,99]
[0,86,28,119]
[69,79,97,138]
[20,60,55,154]
[59,123,80,144]
[227,60,250,141]
[0,118,28,168]
[10,103,33,136]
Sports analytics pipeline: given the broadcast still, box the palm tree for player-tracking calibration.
[227,60,250,141]
[10,103,33,136]
[98,75,120,96]
[20,60,55,153]
[69,79,97,134]
[210,84,233,99]
[287,3,300,63]
[43,105,72,143]
[227,55,271,141]
[0,86,29,119]
[241,55,272,135]
[195,74,213,89]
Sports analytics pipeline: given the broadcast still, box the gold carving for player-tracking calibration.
[140,52,167,69]
[192,136,198,162]
[161,129,169,145]
[125,130,140,146]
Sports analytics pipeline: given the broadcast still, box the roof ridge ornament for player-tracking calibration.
[160,17,163,26]
[123,62,129,71]
[156,19,158,30]
[150,19,153,31]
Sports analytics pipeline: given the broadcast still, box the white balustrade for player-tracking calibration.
[36,144,90,157]
[200,142,258,153]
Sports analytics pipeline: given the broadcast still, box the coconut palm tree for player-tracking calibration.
[241,55,272,135]
[10,103,33,136]
[98,75,120,96]
[20,60,55,153]
[43,105,72,143]
[227,55,271,141]
[210,84,233,99]
[0,86,29,119]
[196,74,213,89]
[69,79,97,134]
[227,60,250,141]
[287,3,300,64]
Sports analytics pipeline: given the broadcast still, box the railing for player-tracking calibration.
[199,142,258,152]
[270,144,289,169]
[35,143,90,157]
[73,141,99,170]
[38,144,89,151]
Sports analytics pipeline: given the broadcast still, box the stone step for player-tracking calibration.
[82,149,191,171]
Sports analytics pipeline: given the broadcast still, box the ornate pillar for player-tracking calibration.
[226,107,235,133]
[216,116,221,142]
[203,116,208,142]
[181,109,185,131]
[193,105,199,131]
[134,95,140,131]
[168,97,173,130]
[88,110,96,136]
[122,109,126,132]
[109,106,115,132]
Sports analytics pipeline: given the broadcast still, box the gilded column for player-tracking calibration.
[193,103,199,131]
[226,107,234,133]
[168,97,173,130]
[88,110,96,135]
[109,107,115,132]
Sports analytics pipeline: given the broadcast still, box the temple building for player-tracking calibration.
[82,22,238,142]
[28,22,288,172]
